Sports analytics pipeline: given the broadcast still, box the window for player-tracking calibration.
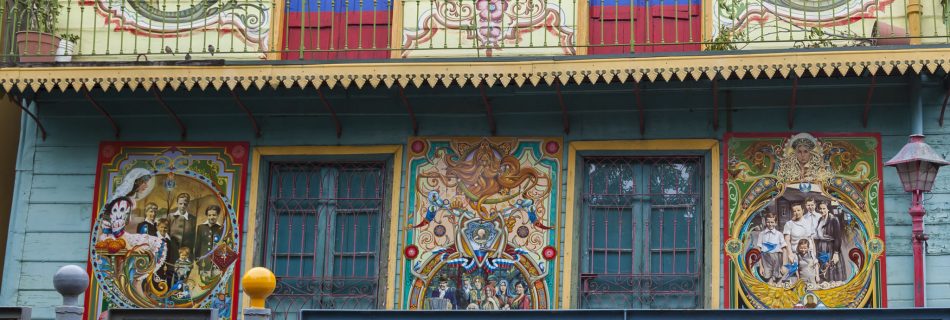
[263,161,387,319]
[283,0,392,60]
[580,156,703,309]
[588,0,701,54]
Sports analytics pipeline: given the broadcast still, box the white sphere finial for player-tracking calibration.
[53,265,88,307]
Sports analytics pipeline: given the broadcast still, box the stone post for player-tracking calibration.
[242,267,276,320]
[53,265,88,320]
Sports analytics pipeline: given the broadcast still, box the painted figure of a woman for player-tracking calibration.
[815,201,846,283]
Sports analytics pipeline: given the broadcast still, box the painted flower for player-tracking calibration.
[476,0,508,21]
[477,25,504,46]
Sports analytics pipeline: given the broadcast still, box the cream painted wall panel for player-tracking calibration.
[53,0,271,61]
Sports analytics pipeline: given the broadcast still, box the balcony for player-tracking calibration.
[1,0,948,64]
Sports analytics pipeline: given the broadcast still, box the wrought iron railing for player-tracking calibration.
[1,0,949,63]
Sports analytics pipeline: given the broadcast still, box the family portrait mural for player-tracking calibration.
[85,142,248,320]
[724,133,886,309]
[400,137,562,310]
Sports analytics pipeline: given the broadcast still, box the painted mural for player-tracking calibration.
[67,0,271,59]
[401,137,562,310]
[85,142,248,320]
[712,0,895,49]
[724,133,886,309]
[400,0,576,57]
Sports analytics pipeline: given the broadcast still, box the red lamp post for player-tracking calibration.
[885,134,949,307]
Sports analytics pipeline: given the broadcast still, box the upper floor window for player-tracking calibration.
[579,156,703,308]
[263,161,388,319]
[588,0,701,54]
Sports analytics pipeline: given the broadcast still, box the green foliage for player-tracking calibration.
[59,33,80,43]
[705,25,745,51]
[793,27,869,48]
[794,27,837,48]
[717,0,748,21]
[12,0,62,34]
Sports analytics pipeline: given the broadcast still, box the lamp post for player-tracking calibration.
[885,134,949,307]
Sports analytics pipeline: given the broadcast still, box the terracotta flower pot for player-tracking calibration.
[15,31,61,63]
[872,21,910,46]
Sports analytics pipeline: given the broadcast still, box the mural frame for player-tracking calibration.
[722,132,888,309]
[83,141,249,320]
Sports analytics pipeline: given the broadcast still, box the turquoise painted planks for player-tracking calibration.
[18,262,85,290]
[7,78,950,314]
[32,147,98,175]
[28,174,95,204]
[15,290,60,320]
[24,203,93,233]
[20,232,88,262]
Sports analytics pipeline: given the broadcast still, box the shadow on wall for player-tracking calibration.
[0,98,22,290]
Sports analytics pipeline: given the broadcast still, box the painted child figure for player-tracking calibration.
[794,239,820,286]
[96,196,166,277]
[173,247,194,298]
[755,212,787,284]
[210,292,231,319]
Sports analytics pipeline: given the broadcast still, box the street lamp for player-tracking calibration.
[885,134,949,307]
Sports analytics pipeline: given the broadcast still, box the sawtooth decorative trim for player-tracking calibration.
[1,48,949,93]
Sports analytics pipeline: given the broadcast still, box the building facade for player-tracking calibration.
[0,0,950,319]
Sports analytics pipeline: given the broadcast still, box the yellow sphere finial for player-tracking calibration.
[242,267,276,309]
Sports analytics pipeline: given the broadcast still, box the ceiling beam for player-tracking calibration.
[8,93,46,141]
[635,82,645,135]
[862,75,877,128]
[151,87,187,140]
[479,84,497,136]
[940,78,950,127]
[555,80,570,134]
[229,88,262,138]
[712,79,719,131]
[82,89,121,139]
[398,87,419,136]
[788,77,798,129]
[316,86,343,138]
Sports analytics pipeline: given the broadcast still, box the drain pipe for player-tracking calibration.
[912,75,923,135]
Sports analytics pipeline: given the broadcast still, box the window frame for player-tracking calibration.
[578,154,706,308]
[564,140,720,309]
[244,146,404,312]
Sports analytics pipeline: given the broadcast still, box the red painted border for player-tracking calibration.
[82,141,250,320]
[721,132,887,308]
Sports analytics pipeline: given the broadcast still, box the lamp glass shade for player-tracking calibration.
[895,160,940,192]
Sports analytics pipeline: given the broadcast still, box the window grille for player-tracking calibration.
[263,161,387,319]
[580,156,703,309]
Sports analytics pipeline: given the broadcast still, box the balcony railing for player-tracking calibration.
[1,0,949,63]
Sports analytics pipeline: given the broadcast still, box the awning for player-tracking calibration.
[0,47,947,93]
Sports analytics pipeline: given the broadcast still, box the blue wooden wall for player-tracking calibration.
[2,76,949,318]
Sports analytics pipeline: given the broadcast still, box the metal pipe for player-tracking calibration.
[911,189,927,307]
[912,75,924,135]
[910,75,926,307]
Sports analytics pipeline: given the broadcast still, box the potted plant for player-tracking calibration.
[55,33,80,62]
[13,0,63,63]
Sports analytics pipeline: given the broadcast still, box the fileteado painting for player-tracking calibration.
[84,142,248,320]
[399,137,563,310]
[724,133,886,309]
